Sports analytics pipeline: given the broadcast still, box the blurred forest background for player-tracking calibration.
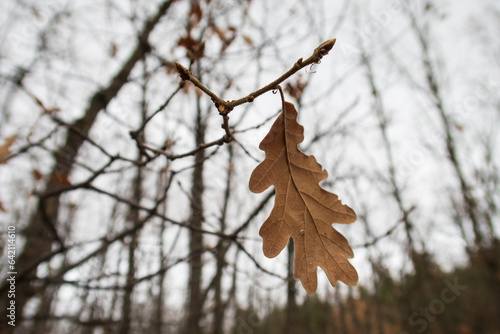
[0,0,499,333]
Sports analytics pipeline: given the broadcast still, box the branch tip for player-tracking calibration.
[175,62,190,81]
[315,38,336,58]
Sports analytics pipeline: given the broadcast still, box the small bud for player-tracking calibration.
[315,38,336,58]
[175,62,190,81]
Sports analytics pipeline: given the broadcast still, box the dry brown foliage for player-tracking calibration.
[249,101,358,293]
[0,135,17,164]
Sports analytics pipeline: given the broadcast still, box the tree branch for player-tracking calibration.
[175,38,337,114]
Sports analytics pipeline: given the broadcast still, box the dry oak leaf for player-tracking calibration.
[0,135,17,164]
[249,102,358,293]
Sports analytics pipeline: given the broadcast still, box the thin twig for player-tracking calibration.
[175,38,337,114]
[233,239,287,280]
[229,190,275,237]
[352,205,416,249]
[153,39,338,162]
[141,135,227,161]
[4,127,58,162]
[40,157,117,198]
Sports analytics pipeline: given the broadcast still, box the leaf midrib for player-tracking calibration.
[283,112,352,280]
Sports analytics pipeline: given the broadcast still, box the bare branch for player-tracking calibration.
[175,38,337,114]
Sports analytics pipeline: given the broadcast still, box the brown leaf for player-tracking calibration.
[249,102,358,293]
[50,171,72,187]
[209,23,236,55]
[177,35,198,50]
[177,36,205,61]
[242,35,254,47]
[32,169,44,181]
[0,200,6,213]
[285,77,308,101]
[0,135,17,164]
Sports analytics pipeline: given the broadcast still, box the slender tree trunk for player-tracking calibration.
[153,170,169,334]
[212,144,234,334]
[336,287,348,334]
[347,287,361,333]
[371,263,388,334]
[118,166,142,334]
[359,46,417,258]
[357,207,386,334]
[406,0,484,247]
[78,278,99,334]
[284,239,298,334]
[211,245,227,334]
[119,233,138,334]
[119,57,150,334]
[359,39,437,330]
[30,284,56,334]
[185,99,206,334]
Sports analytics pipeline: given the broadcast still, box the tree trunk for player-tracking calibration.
[118,165,142,334]
[284,239,298,334]
[406,0,484,247]
[0,2,176,329]
[185,100,206,334]
[212,144,233,334]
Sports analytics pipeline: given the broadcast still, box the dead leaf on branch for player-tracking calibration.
[249,102,358,293]
[0,135,17,164]
[50,171,72,187]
